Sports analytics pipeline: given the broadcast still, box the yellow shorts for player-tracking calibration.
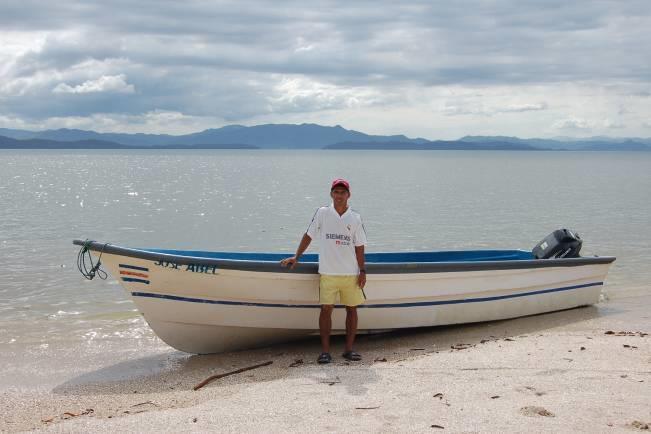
[319,275,366,307]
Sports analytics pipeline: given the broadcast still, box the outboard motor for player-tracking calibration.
[532,229,582,259]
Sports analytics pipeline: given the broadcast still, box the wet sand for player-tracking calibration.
[1,292,649,433]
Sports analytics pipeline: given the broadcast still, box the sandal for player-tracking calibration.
[342,351,362,361]
[317,352,332,364]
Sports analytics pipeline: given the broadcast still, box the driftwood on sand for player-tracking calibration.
[193,361,273,391]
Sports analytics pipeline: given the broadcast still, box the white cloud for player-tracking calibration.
[52,74,135,94]
[32,110,220,135]
[267,76,387,113]
[443,100,548,117]
[552,118,593,131]
[501,103,548,113]
[603,119,625,129]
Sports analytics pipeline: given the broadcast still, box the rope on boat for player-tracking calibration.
[76,239,108,280]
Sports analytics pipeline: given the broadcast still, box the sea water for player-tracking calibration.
[1,149,650,351]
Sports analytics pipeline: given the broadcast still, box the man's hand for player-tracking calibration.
[357,272,366,289]
[280,256,298,270]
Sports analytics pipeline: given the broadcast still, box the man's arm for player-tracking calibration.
[355,245,366,289]
[280,233,312,270]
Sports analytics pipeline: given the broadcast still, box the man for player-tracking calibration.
[280,178,367,364]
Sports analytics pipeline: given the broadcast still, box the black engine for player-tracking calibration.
[532,229,583,259]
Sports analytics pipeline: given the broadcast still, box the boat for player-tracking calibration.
[73,230,615,354]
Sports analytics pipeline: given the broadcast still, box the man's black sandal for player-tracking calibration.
[317,352,332,364]
[342,351,362,361]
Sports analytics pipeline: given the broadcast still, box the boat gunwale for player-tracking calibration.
[73,239,616,274]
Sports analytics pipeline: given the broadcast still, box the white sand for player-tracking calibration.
[1,293,649,433]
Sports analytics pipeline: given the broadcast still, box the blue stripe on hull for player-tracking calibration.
[131,282,603,309]
[122,277,150,284]
[119,264,149,272]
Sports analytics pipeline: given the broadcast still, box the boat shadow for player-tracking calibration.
[52,304,607,397]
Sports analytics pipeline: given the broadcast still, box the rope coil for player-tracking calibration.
[77,239,108,280]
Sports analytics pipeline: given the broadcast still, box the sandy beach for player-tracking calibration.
[1,290,649,433]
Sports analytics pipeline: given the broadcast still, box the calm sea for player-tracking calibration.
[1,150,650,349]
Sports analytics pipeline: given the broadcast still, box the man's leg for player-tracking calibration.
[319,305,334,353]
[344,306,358,352]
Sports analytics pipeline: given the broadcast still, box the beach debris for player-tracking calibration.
[410,348,425,351]
[193,360,273,390]
[132,401,158,408]
[623,344,638,349]
[629,420,650,430]
[374,357,387,362]
[580,346,586,350]
[431,424,445,429]
[320,376,341,386]
[66,409,93,418]
[520,406,555,417]
[503,338,515,342]
[355,406,380,410]
[192,417,198,423]
[46,408,94,422]
[480,339,491,344]
[433,393,451,406]
[450,343,474,351]
[123,409,147,415]
[605,331,648,337]
[563,358,573,362]
[490,395,500,399]
[289,359,304,367]
[517,386,545,396]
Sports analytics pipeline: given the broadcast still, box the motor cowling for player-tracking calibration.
[532,229,582,259]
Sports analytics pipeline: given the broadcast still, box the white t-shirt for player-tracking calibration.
[305,204,367,275]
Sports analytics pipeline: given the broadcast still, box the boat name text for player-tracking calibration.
[154,260,218,274]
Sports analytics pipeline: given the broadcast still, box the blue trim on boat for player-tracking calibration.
[119,264,149,272]
[142,248,535,263]
[131,281,603,309]
[122,277,150,284]
[73,240,617,274]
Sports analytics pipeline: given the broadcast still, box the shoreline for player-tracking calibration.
[1,292,649,433]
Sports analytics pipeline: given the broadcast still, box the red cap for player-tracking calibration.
[331,178,350,191]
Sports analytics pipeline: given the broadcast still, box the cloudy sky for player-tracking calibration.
[1,0,650,139]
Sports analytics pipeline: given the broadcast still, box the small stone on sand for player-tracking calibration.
[520,406,554,417]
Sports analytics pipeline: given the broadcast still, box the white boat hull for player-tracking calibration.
[97,252,612,354]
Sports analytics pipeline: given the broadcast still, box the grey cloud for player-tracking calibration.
[1,0,650,127]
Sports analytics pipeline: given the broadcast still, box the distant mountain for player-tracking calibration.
[459,135,651,151]
[0,128,37,140]
[0,124,426,149]
[0,135,258,149]
[0,135,131,149]
[326,140,541,150]
[0,124,649,150]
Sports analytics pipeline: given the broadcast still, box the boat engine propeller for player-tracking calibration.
[532,229,582,259]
